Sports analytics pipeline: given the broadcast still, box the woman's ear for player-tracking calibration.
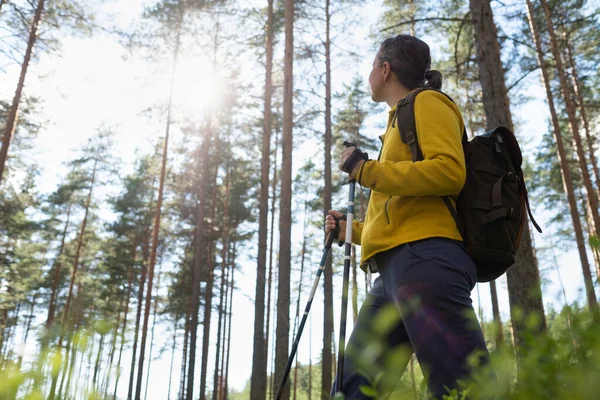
[381,61,391,82]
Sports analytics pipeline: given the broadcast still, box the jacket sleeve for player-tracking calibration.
[357,92,465,197]
[351,219,363,245]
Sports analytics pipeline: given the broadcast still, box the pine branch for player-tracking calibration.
[381,17,466,33]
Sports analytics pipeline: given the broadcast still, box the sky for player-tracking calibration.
[0,0,598,399]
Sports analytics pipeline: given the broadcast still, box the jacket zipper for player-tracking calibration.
[384,196,392,224]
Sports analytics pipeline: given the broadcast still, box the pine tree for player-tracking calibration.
[469,0,547,364]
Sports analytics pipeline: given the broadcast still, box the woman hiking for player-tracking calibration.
[325,34,490,399]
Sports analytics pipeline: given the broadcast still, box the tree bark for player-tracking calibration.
[489,281,504,346]
[469,0,546,362]
[275,0,294,397]
[541,0,600,241]
[525,0,597,311]
[251,0,274,395]
[322,0,334,397]
[0,0,45,184]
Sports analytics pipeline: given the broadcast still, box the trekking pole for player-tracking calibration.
[334,156,356,396]
[275,219,343,400]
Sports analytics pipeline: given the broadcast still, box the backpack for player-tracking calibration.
[394,88,542,282]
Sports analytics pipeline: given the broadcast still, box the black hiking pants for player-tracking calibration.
[331,238,489,399]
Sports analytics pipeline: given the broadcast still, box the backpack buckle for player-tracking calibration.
[404,126,416,144]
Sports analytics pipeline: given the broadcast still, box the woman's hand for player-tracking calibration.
[338,146,365,179]
[325,210,346,242]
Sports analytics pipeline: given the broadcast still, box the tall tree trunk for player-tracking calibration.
[214,166,230,400]
[541,0,600,241]
[47,203,72,329]
[489,281,504,346]
[102,309,121,394]
[61,159,97,335]
[128,232,151,400]
[167,320,178,400]
[275,0,294,397]
[4,304,20,360]
[322,0,334,397]
[292,201,309,400]
[113,264,134,399]
[134,92,174,400]
[251,0,274,396]
[144,267,162,400]
[525,0,597,311]
[93,332,105,390]
[265,127,279,397]
[219,262,230,400]
[135,17,181,392]
[188,123,211,400]
[224,243,237,400]
[0,0,45,184]
[180,310,190,400]
[199,164,220,400]
[564,31,600,200]
[469,0,546,363]
[17,297,36,368]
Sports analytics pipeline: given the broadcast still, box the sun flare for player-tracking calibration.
[173,56,221,117]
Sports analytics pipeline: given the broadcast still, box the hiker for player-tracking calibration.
[325,34,489,399]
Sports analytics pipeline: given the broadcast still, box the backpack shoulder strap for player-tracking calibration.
[394,88,430,162]
[394,87,466,234]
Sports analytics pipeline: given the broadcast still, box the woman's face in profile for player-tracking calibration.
[368,54,385,103]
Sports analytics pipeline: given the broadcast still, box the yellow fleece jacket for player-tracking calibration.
[352,90,465,267]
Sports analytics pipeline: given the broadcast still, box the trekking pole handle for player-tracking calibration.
[332,214,347,247]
